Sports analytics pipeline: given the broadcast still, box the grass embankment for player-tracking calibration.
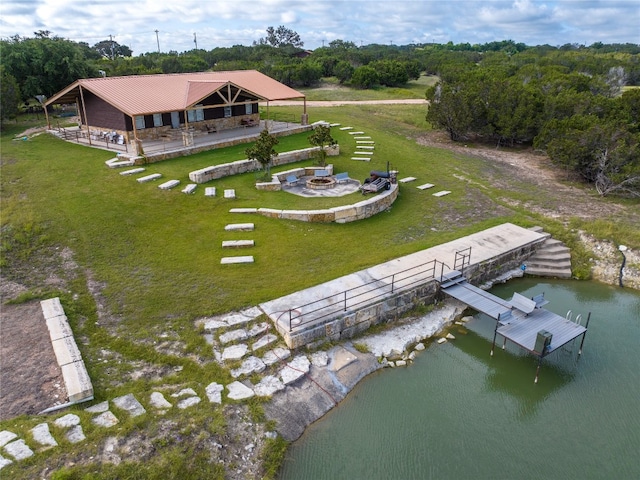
[1,77,638,478]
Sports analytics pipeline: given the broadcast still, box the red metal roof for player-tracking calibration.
[46,71,305,116]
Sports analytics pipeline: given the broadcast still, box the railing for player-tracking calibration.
[283,259,446,332]
[281,247,473,332]
[56,127,128,153]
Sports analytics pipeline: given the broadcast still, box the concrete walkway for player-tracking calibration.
[260,223,547,335]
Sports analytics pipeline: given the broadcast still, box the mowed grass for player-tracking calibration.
[2,103,513,329]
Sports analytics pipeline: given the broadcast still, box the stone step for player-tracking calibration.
[158,180,180,190]
[525,259,572,269]
[525,266,572,279]
[529,251,571,262]
[224,189,236,199]
[225,223,254,231]
[120,168,146,176]
[417,183,434,190]
[137,173,162,183]
[220,256,254,264]
[351,157,371,161]
[433,190,451,197]
[222,240,255,248]
[205,187,216,197]
[181,184,197,194]
[229,208,258,214]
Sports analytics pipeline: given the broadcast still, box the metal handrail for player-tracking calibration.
[286,259,443,331]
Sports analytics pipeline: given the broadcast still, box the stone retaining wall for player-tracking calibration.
[142,124,313,164]
[255,183,398,223]
[189,145,339,184]
[280,241,543,348]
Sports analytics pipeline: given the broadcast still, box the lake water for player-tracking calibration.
[279,279,640,480]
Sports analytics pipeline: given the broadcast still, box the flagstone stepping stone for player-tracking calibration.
[399,177,417,183]
[231,356,266,378]
[357,145,375,149]
[92,411,119,428]
[262,347,291,366]
[433,190,451,197]
[112,393,146,417]
[354,151,374,155]
[177,396,201,409]
[280,355,311,385]
[330,123,341,127]
[85,401,109,413]
[0,454,13,469]
[54,413,82,429]
[417,183,435,190]
[356,140,374,144]
[120,168,145,175]
[354,136,371,139]
[339,126,353,130]
[205,187,216,197]
[205,382,224,404]
[229,208,258,213]
[31,423,58,447]
[0,431,17,447]
[220,256,254,264]
[65,426,86,444]
[159,179,180,190]
[171,388,198,398]
[225,223,254,231]
[226,307,263,326]
[226,381,255,400]
[3,439,34,460]
[351,157,371,161]
[252,333,278,351]
[222,240,255,248]
[247,322,269,338]
[221,344,249,361]
[150,392,172,410]
[254,376,286,397]
[137,173,162,183]
[224,189,236,199]
[182,183,197,194]
[311,351,329,367]
[219,328,248,344]
[349,131,365,135]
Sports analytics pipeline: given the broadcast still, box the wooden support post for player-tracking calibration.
[78,89,91,146]
[502,337,507,350]
[490,319,499,357]
[578,312,591,356]
[534,356,543,384]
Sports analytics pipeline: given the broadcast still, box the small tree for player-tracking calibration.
[246,129,279,179]
[308,124,337,167]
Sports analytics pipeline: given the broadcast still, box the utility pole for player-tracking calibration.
[154,29,160,53]
[109,34,115,60]
[193,32,198,49]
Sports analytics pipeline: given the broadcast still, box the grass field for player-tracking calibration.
[1,80,637,478]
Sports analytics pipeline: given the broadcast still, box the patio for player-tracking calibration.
[51,119,311,161]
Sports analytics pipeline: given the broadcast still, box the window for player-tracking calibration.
[224,106,232,118]
[245,103,253,115]
[153,113,163,127]
[187,105,204,123]
[135,115,145,129]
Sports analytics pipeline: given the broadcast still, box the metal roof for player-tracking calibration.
[45,70,305,116]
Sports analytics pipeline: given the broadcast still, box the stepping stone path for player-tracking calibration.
[222,240,254,248]
[348,131,365,135]
[433,190,451,197]
[400,177,416,183]
[417,183,435,190]
[225,223,254,231]
[205,187,217,197]
[224,189,236,199]
[220,255,254,264]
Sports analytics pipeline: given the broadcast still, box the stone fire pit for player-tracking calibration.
[306,176,337,190]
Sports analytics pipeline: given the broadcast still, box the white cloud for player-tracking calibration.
[1,0,638,52]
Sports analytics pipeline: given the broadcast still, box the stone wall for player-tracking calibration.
[278,244,541,348]
[188,145,338,183]
[255,183,398,223]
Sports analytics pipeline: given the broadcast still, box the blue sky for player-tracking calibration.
[1,0,638,54]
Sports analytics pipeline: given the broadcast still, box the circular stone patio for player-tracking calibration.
[281,176,362,198]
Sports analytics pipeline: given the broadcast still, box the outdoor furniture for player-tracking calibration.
[361,177,390,194]
[335,172,350,183]
[314,169,330,177]
[285,175,299,186]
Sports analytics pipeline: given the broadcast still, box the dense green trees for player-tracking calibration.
[0,67,21,126]
[426,47,640,197]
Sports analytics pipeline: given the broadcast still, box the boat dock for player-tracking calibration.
[439,270,589,382]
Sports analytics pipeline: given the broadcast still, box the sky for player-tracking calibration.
[0,0,638,55]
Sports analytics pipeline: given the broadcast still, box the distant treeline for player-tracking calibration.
[1,33,638,197]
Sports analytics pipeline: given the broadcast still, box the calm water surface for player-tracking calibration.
[279,279,640,480]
